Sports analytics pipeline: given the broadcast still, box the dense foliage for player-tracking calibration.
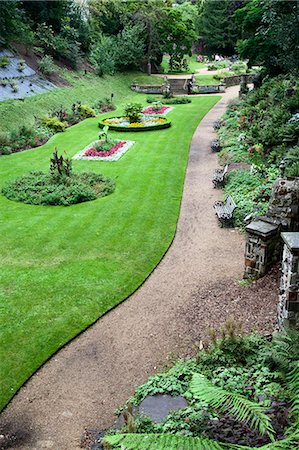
[103,327,299,449]
[216,75,299,227]
[0,1,297,77]
[0,97,114,155]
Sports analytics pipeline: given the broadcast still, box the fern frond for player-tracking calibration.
[287,361,299,423]
[190,374,275,439]
[102,433,225,450]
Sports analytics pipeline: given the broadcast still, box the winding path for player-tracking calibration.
[0,87,246,449]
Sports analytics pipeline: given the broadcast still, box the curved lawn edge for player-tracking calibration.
[0,95,221,412]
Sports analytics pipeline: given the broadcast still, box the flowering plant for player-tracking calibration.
[143,105,170,115]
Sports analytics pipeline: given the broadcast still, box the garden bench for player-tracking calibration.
[211,139,221,152]
[212,164,228,188]
[214,195,237,227]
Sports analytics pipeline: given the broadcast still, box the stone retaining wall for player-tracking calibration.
[278,233,299,329]
[131,84,165,94]
[224,74,256,87]
[191,84,225,94]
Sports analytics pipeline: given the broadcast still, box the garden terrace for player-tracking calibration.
[0,95,219,411]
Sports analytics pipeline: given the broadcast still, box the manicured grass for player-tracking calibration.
[0,70,163,134]
[195,74,222,85]
[161,54,206,74]
[0,94,220,410]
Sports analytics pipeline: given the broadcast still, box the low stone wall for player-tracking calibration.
[191,84,225,94]
[131,84,165,94]
[224,74,256,87]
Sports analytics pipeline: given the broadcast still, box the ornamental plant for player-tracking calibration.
[124,103,143,123]
[50,148,72,178]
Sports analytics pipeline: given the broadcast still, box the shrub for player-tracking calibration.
[38,55,56,76]
[164,97,191,104]
[124,103,143,123]
[10,81,18,93]
[0,56,10,68]
[0,79,9,87]
[17,60,26,71]
[2,170,115,206]
[76,104,96,118]
[43,116,67,133]
[93,97,115,113]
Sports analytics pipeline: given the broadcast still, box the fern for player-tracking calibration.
[102,431,299,450]
[190,374,275,439]
[287,362,299,425]
[227,430,299,449]
[102,433,224,449]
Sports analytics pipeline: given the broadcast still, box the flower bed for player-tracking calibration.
[142,105,172,115]
[99,115,171,132]
[73,139,135,162]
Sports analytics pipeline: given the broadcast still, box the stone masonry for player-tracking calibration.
[278,233,299,329]
[244,178,299,279]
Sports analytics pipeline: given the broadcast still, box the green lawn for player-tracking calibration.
[195,74,222,85]
[0,93,220,411]
[161,54,206,74]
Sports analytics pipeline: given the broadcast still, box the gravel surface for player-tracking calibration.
[0,86,278,450]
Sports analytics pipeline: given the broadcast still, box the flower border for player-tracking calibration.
[142,105,173,115]
[72,139,135,162]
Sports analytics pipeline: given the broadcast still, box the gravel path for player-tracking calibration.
[0,87,278,450]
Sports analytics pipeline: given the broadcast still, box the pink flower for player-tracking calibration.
[84,141,126,158]
[142,106,169,115]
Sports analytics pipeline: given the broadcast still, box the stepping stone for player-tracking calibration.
[139,394,188,423]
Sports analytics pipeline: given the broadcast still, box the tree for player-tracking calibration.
[236,0,299,75]
[198,0,241,55]
[160,8,196,71]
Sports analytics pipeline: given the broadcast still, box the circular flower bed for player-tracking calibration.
[2,171,115,206]
[99,114,171,132]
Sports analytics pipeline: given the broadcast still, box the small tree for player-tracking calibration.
[50,148,72,178]
[124,103,143,123]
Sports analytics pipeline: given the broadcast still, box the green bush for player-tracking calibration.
[164,97,191,104]
[43,116,67,132]
[77,104,96,118]
[38,55,57,76]
[2,171,115,206]
[0,56,10,68]
[124,102,143,123]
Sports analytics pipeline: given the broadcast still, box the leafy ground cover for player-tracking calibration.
[216,75,298,227]
[0,94,219,411]
[102,328,299,449]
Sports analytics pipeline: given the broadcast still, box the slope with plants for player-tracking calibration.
[103,327,299,449]
[216,75,298,227]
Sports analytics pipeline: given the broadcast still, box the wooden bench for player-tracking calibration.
[214,195,237,227]
[212,164,228,188]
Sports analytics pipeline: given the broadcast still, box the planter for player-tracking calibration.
[99,115,171,132]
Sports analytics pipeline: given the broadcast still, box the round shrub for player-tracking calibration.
[2,171,115,206]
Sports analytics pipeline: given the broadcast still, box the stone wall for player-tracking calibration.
[224,73,256,87]
[191,84,225,94]
[278,233,299,329]
[131,84,165,94]
[244,178,299,279]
